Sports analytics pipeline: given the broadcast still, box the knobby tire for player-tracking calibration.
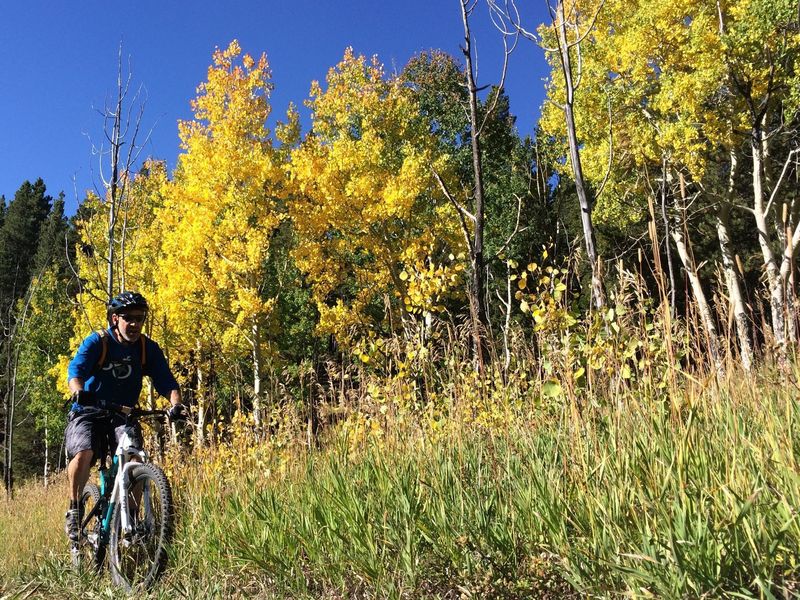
[108,463,173,590]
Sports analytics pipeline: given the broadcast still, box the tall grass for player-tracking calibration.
[0,474,66,583]
[2,271,800,598]
[191,373,797,598]
[3,371,799,598]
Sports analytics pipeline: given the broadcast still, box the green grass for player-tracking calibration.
[211,386,799,598]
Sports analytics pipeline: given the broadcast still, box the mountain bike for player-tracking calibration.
[70,403,176,590]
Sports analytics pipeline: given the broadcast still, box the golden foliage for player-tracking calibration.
[289,48,464,343]
[537,0,799,224]
[54,160,172,397]
[158,40,285,364]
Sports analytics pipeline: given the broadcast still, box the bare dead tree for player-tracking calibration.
[87,42,154,302]
[434,0,518,373]
[489,0,605,310]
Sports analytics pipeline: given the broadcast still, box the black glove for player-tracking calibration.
[167,403,187,422]
[71,389,96,407]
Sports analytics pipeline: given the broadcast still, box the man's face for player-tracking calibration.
[113,309,146,343]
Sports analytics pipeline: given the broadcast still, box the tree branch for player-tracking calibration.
[488,193,527,262]
[764,148,800,217]
[432,167,475,254]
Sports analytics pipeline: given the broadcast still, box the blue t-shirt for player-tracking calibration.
[67,328,179,407]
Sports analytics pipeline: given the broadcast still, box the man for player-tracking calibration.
[63,291,183,542]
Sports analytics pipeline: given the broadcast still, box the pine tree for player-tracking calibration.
[12,194,74,483]
[32,194,71,275]
[0,179,52,493]
[0,179,52,312]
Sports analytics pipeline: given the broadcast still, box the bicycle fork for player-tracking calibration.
[109,461,153,543]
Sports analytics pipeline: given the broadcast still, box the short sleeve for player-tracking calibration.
[145,339,179,398]
[67,332,103,382]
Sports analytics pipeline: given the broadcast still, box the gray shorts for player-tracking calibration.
[64,407,144,462]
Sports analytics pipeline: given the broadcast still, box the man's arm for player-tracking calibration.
[146,339,182,407]
[68,376,103,410]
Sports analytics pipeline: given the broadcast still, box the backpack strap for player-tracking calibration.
[96,330,109,371]
[140,334,148,374]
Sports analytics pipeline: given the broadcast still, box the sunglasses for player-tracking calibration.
[118,313,146,324]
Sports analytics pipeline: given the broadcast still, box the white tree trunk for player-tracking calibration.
[673,173,723,374]
[716,205,753,371]
[671,228,723,373]
[717,152,753,370]
[751,128,787,352]
[555,3,604,310]
[252,321,263,429]
[43,419,49,488]
[194,341,206,445]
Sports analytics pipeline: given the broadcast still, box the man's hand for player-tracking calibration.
[71,389,96,407]
[167,403,187,422]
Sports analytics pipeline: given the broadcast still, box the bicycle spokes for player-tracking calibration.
[109,463,173,591]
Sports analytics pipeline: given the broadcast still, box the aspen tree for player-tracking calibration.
[290,49,462,344]
[159,41,285,429]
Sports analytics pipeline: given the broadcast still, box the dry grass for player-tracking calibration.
[0,473,67,586]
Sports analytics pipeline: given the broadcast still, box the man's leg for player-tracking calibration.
[64,411,96,542]
[68,449,94,502]
[65,450,94,541]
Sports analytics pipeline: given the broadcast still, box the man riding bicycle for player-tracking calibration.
[63,291,184,542]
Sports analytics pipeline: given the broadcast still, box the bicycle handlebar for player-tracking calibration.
[92,402,181,422]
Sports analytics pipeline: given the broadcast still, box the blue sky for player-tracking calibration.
[0,1,551,214]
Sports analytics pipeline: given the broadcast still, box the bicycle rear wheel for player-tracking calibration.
[70,483,106,573]
[108,462,173,590]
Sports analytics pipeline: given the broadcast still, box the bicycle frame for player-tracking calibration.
[81,412,162,551]
[98,427,150,543]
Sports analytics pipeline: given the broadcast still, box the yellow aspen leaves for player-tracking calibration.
[290,49,463,343]
[157,40,284,365]
[539,0,729,225]
[55,159,171,396]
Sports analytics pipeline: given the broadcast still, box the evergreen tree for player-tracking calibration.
[33,193,72,275]
[13,266,74,482]
[12,194,74,482]
[0,179,52,493]
[0,179,52,312]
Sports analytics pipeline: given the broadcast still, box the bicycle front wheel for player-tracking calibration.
[108,462,173,590]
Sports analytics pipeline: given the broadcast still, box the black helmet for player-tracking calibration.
[107,291,149,323]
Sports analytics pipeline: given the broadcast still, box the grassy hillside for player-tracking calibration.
[2,353,799,598]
